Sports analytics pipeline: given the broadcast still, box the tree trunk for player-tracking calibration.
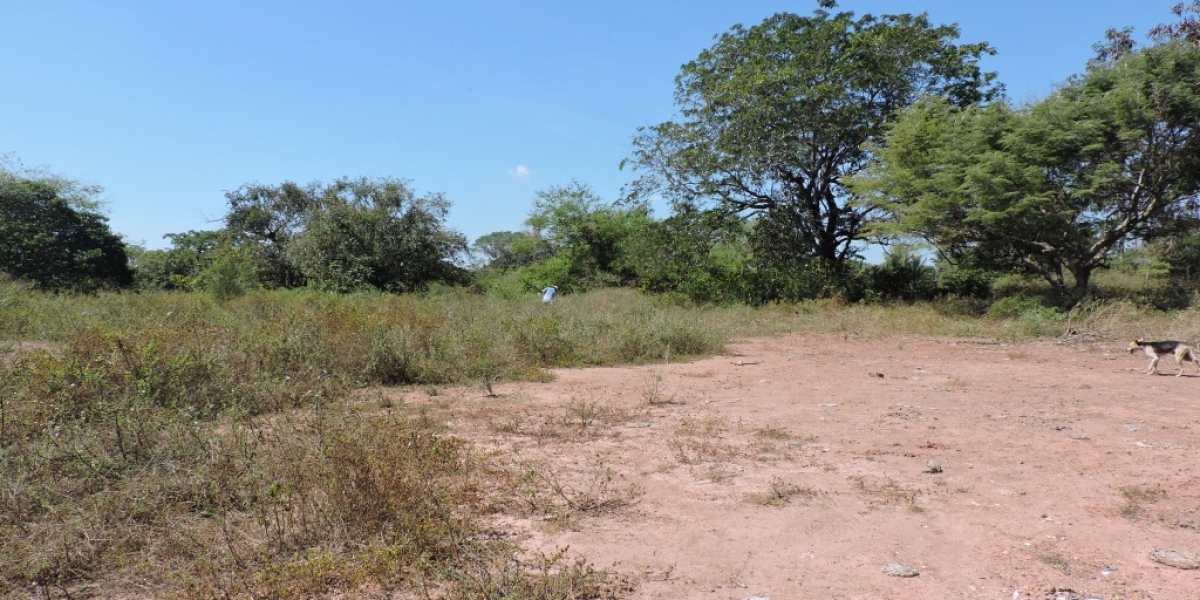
[1069,265,1092,299]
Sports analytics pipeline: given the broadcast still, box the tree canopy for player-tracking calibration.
[521,182,652,291]
[623,1,999,264]
[128,229,224,290]
[222,177,467,293]
[858,40,1200,296]
[0,170,132,292]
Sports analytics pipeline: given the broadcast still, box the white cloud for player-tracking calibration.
[507,164,532,180]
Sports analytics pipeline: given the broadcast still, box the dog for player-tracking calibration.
[1128,339,1200,376]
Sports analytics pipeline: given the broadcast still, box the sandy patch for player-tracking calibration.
[408,334,1200,600]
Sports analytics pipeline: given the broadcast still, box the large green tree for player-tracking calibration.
[128,229,224,290]
[616,206,753,303]
[223,177,468,292]
[859,41,1200,297]
[622,1,998,264]
[470,230,549,271]
[0,170,132,292]
[286,177,468,292]
[522,181,652,290]
[222,181,314,288]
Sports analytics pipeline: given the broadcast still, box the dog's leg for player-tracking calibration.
[1173,346,1195,377]
[1148,355,1160,375]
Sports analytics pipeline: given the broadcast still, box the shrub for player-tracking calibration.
[867,251,937,301]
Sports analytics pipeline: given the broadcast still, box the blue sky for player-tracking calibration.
[1,1,1175,250]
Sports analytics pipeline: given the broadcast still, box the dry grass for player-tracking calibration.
[1035,552,1072,573]
[641,370,683,405]
[1118,484,1167,520]
[746,477,821,507]
[3,280,1200,597]
[504,459,644,529]
[851,475,923,509]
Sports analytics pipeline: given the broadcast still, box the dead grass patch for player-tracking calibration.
[746,477,821,507]
[851,475,923,509]
[1118,484,1167,520]
[641,371,683,405]
[504,459,644,530]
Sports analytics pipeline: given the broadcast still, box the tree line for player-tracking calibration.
[5,1,1200,305]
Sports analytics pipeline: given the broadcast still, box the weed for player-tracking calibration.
[674,415,728,437]
[852,475,921,507]
[508,460,643,525]
[642,371,681,405]
[565,399,602,428]
[447,545,634,600]
[1118,484,1166,519]
[704,463,742,484]
[753,426,793,440]
[668,437,740,465]
[488,414,525,435]
[1036,552,1071,573]
[747,477,818,506]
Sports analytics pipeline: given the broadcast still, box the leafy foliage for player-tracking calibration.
[860,41,1200,298]
[524,182,652,290]
[623,2,999,264]
[127,229,223,290]
[471,230,550,270]
[0,171,132,292]
[617,206,753,304]
[223,177,468,293]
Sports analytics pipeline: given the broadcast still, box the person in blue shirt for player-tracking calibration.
[541,285,558,305]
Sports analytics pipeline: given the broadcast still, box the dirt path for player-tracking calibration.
[415,334,1200,599]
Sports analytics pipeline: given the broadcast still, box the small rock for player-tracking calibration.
[1149,548,1200,569]
[882,563,919,577]
[924,460,943,474]
[1124,423,1143,432]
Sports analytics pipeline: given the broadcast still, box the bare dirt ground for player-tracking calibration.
[407,334,1200,600]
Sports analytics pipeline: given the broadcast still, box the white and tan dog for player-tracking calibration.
[1128,339,1200,376]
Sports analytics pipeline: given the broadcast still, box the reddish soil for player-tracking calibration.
[418,334,1200,600]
